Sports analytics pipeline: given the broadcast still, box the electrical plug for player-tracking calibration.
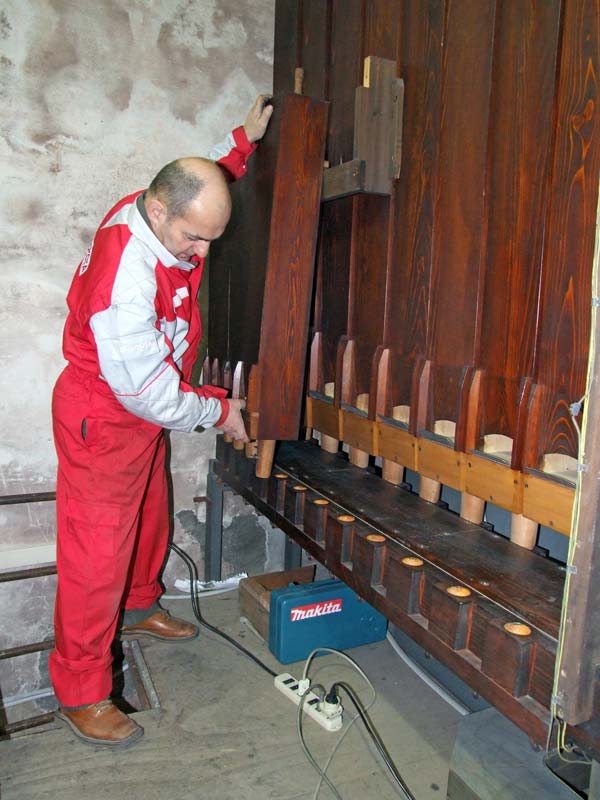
[298,678,311,697]
[319,686,343,721]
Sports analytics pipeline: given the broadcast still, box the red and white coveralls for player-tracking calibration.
[49,128,255,707]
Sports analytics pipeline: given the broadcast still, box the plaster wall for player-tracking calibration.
[0,0,281,717]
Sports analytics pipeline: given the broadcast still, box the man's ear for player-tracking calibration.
[145,196,167,228]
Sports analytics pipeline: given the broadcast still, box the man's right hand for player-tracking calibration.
[217,399,249,442]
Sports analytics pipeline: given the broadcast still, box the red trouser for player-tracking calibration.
[49,364,168,706]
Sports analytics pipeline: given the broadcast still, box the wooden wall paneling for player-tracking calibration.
[298,0,331,101]
[341,194,390,467]
[273,0,302,94]
[308,196,353,452]
[414,0,496,514]
[208,93,328,475]
[306,0,362,456]
[519,0,600,538]
[363,0,401,62]
[334,3,400,468]
[461,1,562,548]
[327,0,364,167]
[376,0,445,487]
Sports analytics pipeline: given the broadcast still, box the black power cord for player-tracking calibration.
[168,542,277,678]
[329,681,416,800]
[170,544,414,799]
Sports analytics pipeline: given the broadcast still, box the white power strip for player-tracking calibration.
[274,673,343,732]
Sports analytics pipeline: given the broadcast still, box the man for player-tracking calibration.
[50,95,273,748]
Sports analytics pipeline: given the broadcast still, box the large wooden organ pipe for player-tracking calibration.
[455,1,562,549]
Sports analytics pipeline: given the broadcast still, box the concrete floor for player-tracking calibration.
[0,590,462,800]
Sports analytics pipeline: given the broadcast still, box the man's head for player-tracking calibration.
[144,157,231,262]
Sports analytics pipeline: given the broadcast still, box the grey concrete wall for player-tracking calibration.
[0,0,281,720]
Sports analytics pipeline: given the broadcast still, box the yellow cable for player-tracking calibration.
[550,179,600,740]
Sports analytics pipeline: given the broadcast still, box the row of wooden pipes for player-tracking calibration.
[306,388,575,551]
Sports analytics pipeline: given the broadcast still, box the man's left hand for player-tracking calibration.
[244,94,274,143]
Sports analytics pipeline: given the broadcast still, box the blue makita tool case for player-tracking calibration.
[268,578,388,664]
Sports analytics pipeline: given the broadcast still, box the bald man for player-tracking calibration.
[50,96,273,748]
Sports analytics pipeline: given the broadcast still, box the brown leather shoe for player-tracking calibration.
[121,609,199,641]
[55,699,144,748]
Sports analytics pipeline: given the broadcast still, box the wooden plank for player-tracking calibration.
[476,0,561,459]
[363,0,401,62]
[327,0,364,166]
[379,0,445,419]
[311,197,353,391]
[208,93,327,445]
[464,452,524,513]
[252,95,328,439]
[416,438,464,492]
[354,57,403,194]
[344,194,390,404]
[340,410,374,454]
[522,473,574,536]
[375,422,417,470]
[321,159,365,200]
[307,395,340,440]
[521,0,600,468]
[273,0,301,94]
[299,0,331,100]
[422,0,496,431]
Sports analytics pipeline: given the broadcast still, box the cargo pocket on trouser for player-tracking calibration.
[63,497,122,584]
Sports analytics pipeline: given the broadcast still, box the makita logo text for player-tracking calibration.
[290,599,343,622]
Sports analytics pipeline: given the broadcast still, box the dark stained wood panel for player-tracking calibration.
[477,0,561,450]
[312,197,353,391]
[273,0,301,94]
[208,93,328,441]
[254,97,328,438]
[382,0,445,414]
[327,0,364,166]
[525,0,600,463]
[425,0,497,426]
[347,194,390,399]
[364,0,401,62]
[299,0,331,100]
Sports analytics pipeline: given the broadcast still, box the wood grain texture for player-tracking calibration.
[478,0,561,451]
[425,0,496,426]
[327,0,364,166]
[273,0,301,94]
[299,0,331,100]
[254,95,328,438]
[382,0,445,414]
[311,197,353,391]
[208,93,327,441]
[346,194,390,401]
[525,0,600,464]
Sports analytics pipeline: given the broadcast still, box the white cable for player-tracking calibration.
[386,632,469,716]
[162,586,237,600]
[301,647,375,692]
[2,687,55,709]
[3,660,132,711]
